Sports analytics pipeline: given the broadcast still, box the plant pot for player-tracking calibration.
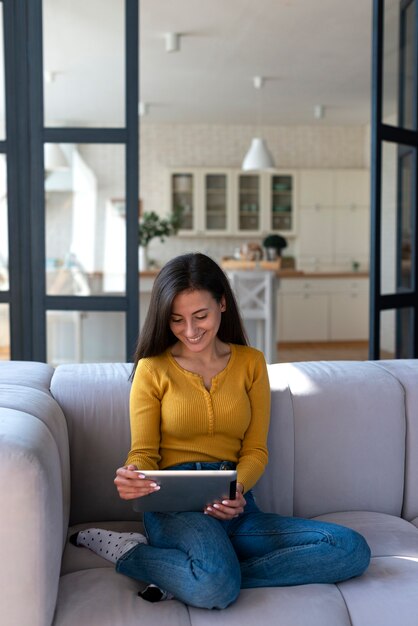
[138,245,148,272]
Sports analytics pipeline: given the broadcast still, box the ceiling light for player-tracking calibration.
[165,32,180,53]
[242,138,275,171]
[242,76,276,172]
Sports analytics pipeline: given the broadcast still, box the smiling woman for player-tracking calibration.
[72,252,370,608]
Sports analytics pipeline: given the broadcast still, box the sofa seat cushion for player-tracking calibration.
[312,511,418,558]
[188,585,352,626]
[54,568,191,626]
[62,520,145,576]
[337,557,418,626]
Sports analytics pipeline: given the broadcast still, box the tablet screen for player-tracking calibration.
[132,469,237,512]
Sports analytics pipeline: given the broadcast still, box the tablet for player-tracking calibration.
[132,469,237,512]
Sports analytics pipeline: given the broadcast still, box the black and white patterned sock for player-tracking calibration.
[69,528,147,564]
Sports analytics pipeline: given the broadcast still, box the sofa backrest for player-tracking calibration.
[255,360,408,519]
[50,363,134,525]
[373,360,418,522]
[51,359,416,525]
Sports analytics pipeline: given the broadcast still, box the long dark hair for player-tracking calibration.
[132,253,248,375]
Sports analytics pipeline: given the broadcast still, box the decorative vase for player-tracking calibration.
[138,245,148,272]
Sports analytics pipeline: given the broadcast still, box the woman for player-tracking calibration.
[71,252,371,608]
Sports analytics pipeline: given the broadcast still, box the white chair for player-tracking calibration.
[227,270,276,363]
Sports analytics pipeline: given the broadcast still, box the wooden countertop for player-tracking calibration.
[139,268,369,279]
[220,260,368,279]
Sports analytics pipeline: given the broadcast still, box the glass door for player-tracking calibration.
[204,173,228,231]
[238,173,260,231]
[370,0,418,358]
[0,2,9,359]
[2,0,139,363]
[270,174,293,231]
[171,173,195,231]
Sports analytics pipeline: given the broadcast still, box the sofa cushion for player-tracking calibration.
[265,361,406,519]
[313,511,418,558]
[55,568,191,626]
[188,585,352,626]
[337,557,418,626]
[0,360,54,391]
[50,363,134,525]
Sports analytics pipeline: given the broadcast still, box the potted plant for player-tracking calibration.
[262,234,288,260]
[138,207,183,270]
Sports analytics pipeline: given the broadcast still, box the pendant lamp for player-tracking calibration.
[242,137,275,171]
[242,77,276,172]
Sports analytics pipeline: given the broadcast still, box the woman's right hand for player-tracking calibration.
[114,464,161,500]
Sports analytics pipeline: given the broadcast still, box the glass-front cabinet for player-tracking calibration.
[168,168,296,236]
[270,174,293,232]
[171,173,196,231]
[237,174,261,231]
[205,173,227,231]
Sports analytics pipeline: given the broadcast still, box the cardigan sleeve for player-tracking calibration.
[125,359,162,469]
[236,351,271,492]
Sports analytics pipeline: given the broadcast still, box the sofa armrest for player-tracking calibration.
[0,408,65,626]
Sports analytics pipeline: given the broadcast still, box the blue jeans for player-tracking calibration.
[116,462,371,609]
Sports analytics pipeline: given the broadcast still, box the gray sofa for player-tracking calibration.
[1,358,418,626]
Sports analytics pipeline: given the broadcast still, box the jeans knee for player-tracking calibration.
[353,532,371,575]
[184,567,241,609]
[339,528,371,578]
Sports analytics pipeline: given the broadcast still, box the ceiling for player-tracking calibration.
[42,0,373,127]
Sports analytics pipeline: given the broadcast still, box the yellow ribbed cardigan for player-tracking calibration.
[126,344,271,492]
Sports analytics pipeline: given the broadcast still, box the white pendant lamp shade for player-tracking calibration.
[242,137,275,171]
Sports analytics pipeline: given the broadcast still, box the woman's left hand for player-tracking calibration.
[204,483,246,520]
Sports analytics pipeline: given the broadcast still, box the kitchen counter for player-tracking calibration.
[139,268,369,280]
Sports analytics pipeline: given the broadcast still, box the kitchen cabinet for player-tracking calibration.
[169,168,233,235]
[297,169,370,271]
[277,276,369,342]
[204,172,231,232]
[277,278,330,342]
[168,168,296,237]
[236,173,262,233]
[330,279,369,340]
[170,172,198,233]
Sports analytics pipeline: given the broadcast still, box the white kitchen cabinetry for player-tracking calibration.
[169,169,234,236]
[169,171,199,233]
[277,277,369,342]
[297,169,370,271]
[168,168,296,237]
[297,206,335,267]
[235,172,263,234]
[277,279,330,342]
[329,279,369,340]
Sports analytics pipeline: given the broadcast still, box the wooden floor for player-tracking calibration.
[276,341,371,363]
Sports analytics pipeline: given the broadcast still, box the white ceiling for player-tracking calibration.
[42,0,374,127]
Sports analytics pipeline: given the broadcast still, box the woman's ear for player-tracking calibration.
[220,296,226,312]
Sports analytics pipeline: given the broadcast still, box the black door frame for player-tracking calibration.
[2,0,139,362]
[370,0,418,359]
